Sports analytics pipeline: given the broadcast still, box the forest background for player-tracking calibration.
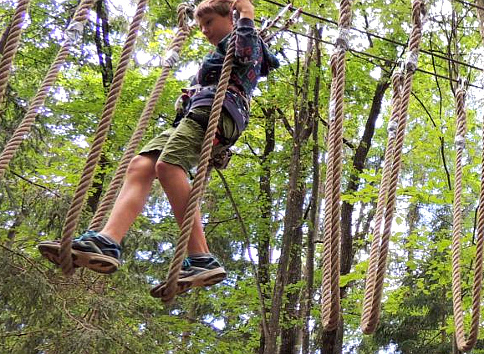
[2,0,484,353]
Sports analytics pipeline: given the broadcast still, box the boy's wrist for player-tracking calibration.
[238,9,254,20]
[234,0,255,20]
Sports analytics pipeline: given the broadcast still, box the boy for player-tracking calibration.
[38,0,279,297]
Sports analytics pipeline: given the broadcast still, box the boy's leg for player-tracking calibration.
[156,161,208,255]
[38,152,159,273]
[102,152,159,244]
[150,116,228,297]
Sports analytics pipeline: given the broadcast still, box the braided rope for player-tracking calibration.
[321,0,351,331]
[59,0,148,276]
[0,0,31,106]
[451,86,484,352]
[0,0,95,180]
[360,71,403,333]
[360,0,425,334]
[89,4,193,231]
[161,31,236,303]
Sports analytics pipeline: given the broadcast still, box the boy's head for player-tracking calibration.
[195,0,234,46]
[194,0,234,21]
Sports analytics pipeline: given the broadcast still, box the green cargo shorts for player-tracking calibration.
[139,107,238,173]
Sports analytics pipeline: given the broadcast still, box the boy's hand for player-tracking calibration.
[233,0,254,20]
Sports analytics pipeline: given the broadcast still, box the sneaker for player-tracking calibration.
[38,230,121,274]
[150,255,227,299]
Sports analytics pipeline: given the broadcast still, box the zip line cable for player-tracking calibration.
[260,0,484,74]
[267,24,484,90]
[454,0,484,12]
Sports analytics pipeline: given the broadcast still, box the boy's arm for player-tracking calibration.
[232,0,260,64]
[233,0,254,20]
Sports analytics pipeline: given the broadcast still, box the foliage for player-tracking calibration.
[2,0,484,353]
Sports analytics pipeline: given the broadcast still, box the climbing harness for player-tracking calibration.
[360,0,426,335]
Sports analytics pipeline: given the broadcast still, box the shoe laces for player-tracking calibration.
[182,257,192,270]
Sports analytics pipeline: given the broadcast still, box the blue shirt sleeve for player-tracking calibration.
[234,18,261,65]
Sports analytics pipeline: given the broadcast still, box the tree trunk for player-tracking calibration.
[266,33,314,354]
[302,26,323,354]
[86,0,114,214]
[258,105,276,354]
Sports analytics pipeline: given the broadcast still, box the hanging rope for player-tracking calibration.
[321,0,352,331]
[59,0,149,276]
[360,0,426,334]
[0,0,95,180]
[451,82,484,352]
[160,31,237,303]
[89,4,193,231]
[0,0,31,106]
[360,69,403,333]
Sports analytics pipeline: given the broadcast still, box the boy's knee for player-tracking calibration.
[156,161,184,181]
[127,154,156,179]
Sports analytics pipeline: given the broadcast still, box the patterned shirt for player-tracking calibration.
[189,18,279,133]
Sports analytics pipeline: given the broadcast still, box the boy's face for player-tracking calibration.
[198,12,233,46]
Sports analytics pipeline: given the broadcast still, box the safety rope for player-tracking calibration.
[0,0,31,106]
[451,82,484,352]
[59,0,148,276]
[89,4,193,231]
[160,31,237,303]
[321,0,352,331]
[360,0,426,334]
[0,0,95,180]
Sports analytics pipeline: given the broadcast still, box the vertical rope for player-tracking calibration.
[451,85,484,352]
[0,0,96,180]
[321,0,352,331]
[89,4,193,231]
[360,70,402,333]
[0,0,31,105]
[161,31,236,303]
[59,0,148,276]
[360,0,425,334]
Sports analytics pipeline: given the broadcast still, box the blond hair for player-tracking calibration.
[194,0,235,20]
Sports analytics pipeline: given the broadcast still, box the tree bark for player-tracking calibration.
[86,0,114,214]
[258,105,276,354]
[266,33,314,354]
[475,0,484,41]
[302,26,323,354]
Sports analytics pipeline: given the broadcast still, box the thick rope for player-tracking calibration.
[0,0,95,180]
[360,0,425,334]
[59,0,148,276]
[89,4,193,231]
[321,0,351,331]
[451,85,484,352]
[360,70,403,333]
[161,31,237,303]
[0,0,31,106]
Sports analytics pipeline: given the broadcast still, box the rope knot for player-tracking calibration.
[405,50,419,73]
[335,28,350,51]
[454,134,466,149]
[329,99,337,121]
[387,120,398,138]
[64,20,84,44]
[162,49,180,68]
